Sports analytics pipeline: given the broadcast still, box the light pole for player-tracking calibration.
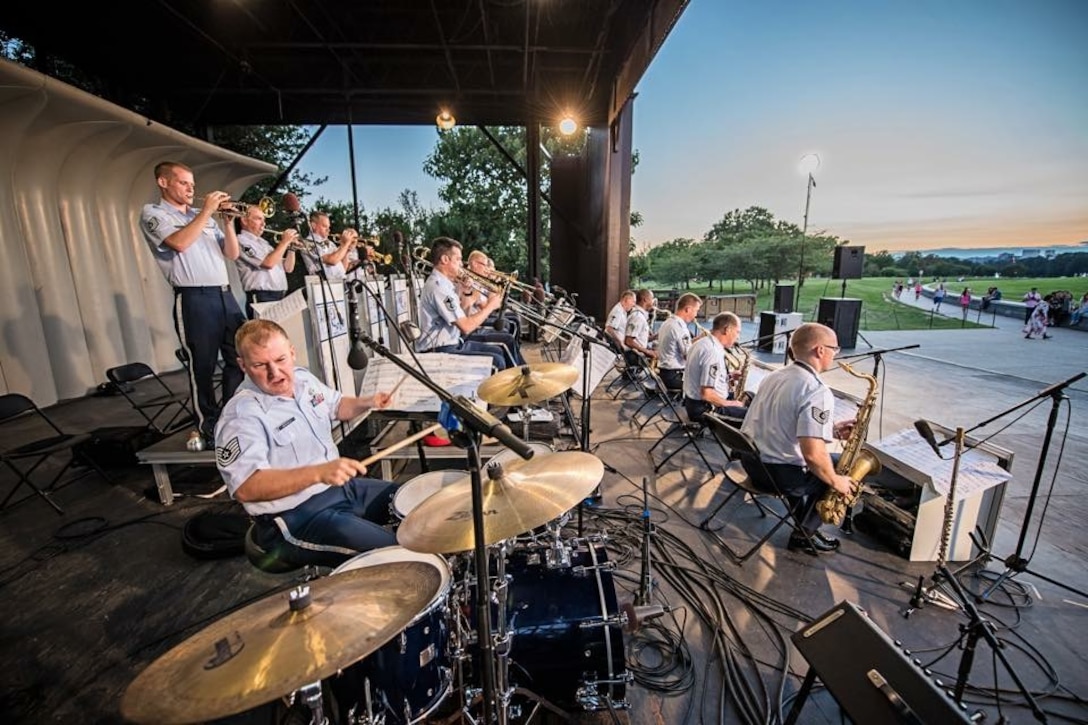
[797,153,820,288]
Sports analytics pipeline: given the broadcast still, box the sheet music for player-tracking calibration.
[356,353,493,412]
[868,428,1011,501]
[252,289,307,323]
[560,324,615,397]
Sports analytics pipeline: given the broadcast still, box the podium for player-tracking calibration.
[860,423,1012,561]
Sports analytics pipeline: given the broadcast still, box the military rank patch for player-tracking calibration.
[708,363,719,381]
[444,296,457,312]
[144,217,159,232]
[216,436,242,466]
[811,406,830,424]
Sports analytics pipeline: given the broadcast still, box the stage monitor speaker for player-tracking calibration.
[790,601,970,723]
[773,283,795,313]
[817,297,862,349]
[832,246,865,279]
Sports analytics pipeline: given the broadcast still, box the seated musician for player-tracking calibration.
[463,250,526,364]
[655,293,702,392]
[215,320,398,569]
[604,290,636,354]
[623,289,657,369]
[738,322,855,555]
[414,237,514,371]
[683,312,749,424]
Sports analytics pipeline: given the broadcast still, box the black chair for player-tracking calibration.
[244,524,301,574]
[646,368,727,476]
[0,394,111,515]
[106,362,195,435]
[698,413,814,563]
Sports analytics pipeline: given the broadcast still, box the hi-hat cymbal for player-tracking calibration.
[120,562,441,724]
[397,451,605,553]
[477,363,578,407]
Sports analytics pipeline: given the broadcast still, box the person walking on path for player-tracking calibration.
[1022,287,1042,323]
[932,282,946,312]
[1024,297,1052,340]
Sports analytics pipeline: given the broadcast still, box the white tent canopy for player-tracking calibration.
[0,58,275,406]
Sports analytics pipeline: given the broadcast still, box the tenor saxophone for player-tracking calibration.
[814,362,882,526]
[725,344,752,404]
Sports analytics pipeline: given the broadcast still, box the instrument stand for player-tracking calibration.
[297,680,328,725]
[957,372,1086,602]
[357,333,535,725]
[634,476,655,606]
[937,562,1047,722]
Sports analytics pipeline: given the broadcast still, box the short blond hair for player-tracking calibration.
[236,319,289,357]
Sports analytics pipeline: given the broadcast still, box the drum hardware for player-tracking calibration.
[120,564,442,724]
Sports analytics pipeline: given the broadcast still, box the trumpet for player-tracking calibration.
[264,228,310,252]
[219,196,276,219]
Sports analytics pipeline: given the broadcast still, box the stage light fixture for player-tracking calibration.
[436,110,456,131]
[558,116,578,135]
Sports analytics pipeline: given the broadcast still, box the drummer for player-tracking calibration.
[215,319,399,568]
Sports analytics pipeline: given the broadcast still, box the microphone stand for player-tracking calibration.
[304,232,348,440]
[635,476,655,606]
[357,332,533,725]
[967,371,1087,602]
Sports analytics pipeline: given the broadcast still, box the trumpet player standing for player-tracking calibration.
[738,322,855,555]
[139,161,246,446]
[299,210,354,281]
[234,205,297,319]
[656,293,702,393]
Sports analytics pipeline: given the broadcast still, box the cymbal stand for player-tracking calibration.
[357,333,534,725]
[297,680,328,725]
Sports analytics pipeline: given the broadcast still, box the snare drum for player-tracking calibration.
[329,547,453,724]
[392,470,468,520]
[484,442,554,470]
[504,540,628,711]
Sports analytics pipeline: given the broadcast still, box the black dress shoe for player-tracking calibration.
[787,532,840,555]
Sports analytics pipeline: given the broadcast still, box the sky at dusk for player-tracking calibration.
[296,0,1088,254]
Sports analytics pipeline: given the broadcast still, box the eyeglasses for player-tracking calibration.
[824,343,841,353]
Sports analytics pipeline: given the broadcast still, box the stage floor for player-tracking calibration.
[1,331,1086,724]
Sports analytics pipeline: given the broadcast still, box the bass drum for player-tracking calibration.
[328,547,453,724]
[392,469,468,521]
[504,540,628,712]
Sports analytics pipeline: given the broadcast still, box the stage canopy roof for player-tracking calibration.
[0,0,687,129]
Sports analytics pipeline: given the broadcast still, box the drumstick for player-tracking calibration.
[387,374,409,399]
[355,422,443,469]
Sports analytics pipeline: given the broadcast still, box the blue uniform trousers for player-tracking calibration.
[253,479,398,568]
[173,286,245,439]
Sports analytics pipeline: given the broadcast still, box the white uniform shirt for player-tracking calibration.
[214,368,343,516]
[416,270,464,350]
[235,230,288,292]
[656,315,693,371]
[605,303,629,349]
[740,361,834,467]
[624,307,650,350]
[683,335,730,402]
[300,235,346,281]
[140,201,228,287]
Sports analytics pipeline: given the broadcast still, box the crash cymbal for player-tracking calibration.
[397,451,605,553]
[476,363,578,407]
[121,562,441,724]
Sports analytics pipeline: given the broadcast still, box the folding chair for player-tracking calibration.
[631,366,684,432]
[0,394,111,515]
[106,362,195,435]
[697,413,814,563]
[646,373,727,476]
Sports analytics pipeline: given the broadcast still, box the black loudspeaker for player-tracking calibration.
[773,284,795,313]
[832,245,865,279]
[789,601,970,723]
[817,297,862,349]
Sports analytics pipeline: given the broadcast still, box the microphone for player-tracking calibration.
[913,419,944,458]
[392,229,407,269]
[345,281,369,370]
[282,192,306,227]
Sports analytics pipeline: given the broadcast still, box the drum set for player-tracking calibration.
[121,363,632,725]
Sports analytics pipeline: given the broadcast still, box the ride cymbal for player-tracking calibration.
[120,562,441,724]
[397,451,605,553]
[476,363,578,407]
